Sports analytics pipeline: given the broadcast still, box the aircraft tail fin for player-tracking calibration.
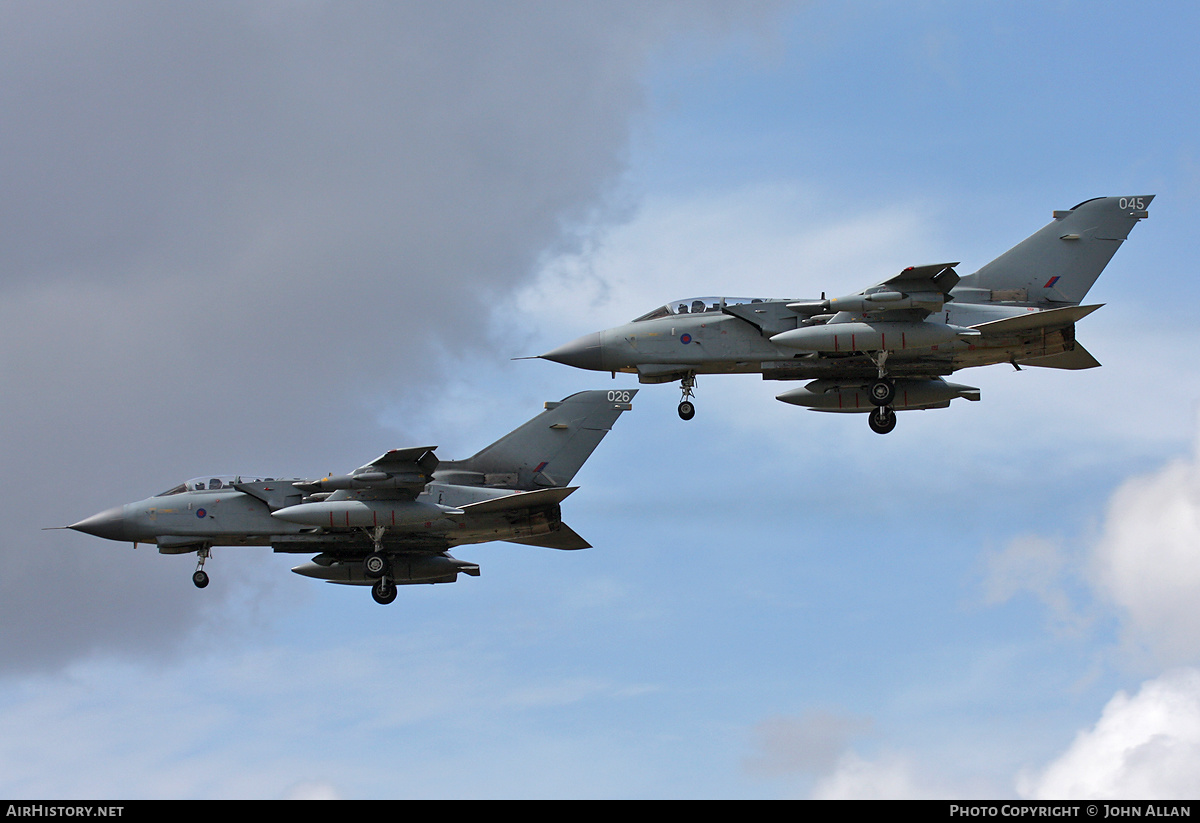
[441,390,636,489]
[954,196,1151,306]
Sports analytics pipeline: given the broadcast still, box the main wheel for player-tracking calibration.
[868,407,897,435]
[372,579,397,605]
[678,400,696,421]
[363,552,387,579]
[869,379,895,406]
[192,570,210,589]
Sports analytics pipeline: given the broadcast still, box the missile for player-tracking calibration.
[292,471,428,492]
[272,499,460,529]
[776,378,980,411]
[770,320,980,353]
[789,290,947,315]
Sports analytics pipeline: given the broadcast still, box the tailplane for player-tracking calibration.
[439,390,636,489]
[954,195,1151,307]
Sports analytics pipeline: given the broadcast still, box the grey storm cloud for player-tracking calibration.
[0,1,783,672]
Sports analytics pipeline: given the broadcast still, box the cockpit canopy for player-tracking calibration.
[155,475,278,496]
[632,296,767,323]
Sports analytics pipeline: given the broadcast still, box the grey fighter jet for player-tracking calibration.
[66,390,636,604]
[540,196,1151,434]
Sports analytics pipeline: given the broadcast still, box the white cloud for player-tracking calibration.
[810,751,942,800]
[1018,669,1200,800]
[998,413,1200,799]
[1090,412,1200,665]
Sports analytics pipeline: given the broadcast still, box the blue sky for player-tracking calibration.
[3,1,1200,798]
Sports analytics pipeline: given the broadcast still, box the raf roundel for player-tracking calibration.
[196,508,206,518]
[679,333,692,344]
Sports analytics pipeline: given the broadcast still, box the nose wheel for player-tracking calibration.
[677,373,697,421]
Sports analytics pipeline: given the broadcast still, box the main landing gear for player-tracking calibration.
[192,547,211,588]
[867,352,897,435]
[363,525,396,604]
[677,373,697,421]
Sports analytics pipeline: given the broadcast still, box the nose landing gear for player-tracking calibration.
[192,547,211,588]
[677,373,697,421]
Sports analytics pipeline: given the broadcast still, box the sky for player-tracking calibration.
[3,0,1200,799]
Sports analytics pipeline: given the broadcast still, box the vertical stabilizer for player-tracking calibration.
[954,195,1151,306]
[441,390,636,489]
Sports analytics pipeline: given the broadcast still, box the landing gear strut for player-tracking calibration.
[363,527,388,579]
[193,547,210,588]
[678,373,696,421]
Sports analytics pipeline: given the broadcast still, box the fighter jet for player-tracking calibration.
[65,390,636,604]
[539,196,1151,434]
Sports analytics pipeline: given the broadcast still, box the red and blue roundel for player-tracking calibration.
[196,508,207,518]
[680,333,692,344]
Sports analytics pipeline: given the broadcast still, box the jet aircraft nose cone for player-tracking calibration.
[540,332,605,371]
[69,506,130,542]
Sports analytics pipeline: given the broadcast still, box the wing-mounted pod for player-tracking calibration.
[292,552,480,585]
[776,377,980,412]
